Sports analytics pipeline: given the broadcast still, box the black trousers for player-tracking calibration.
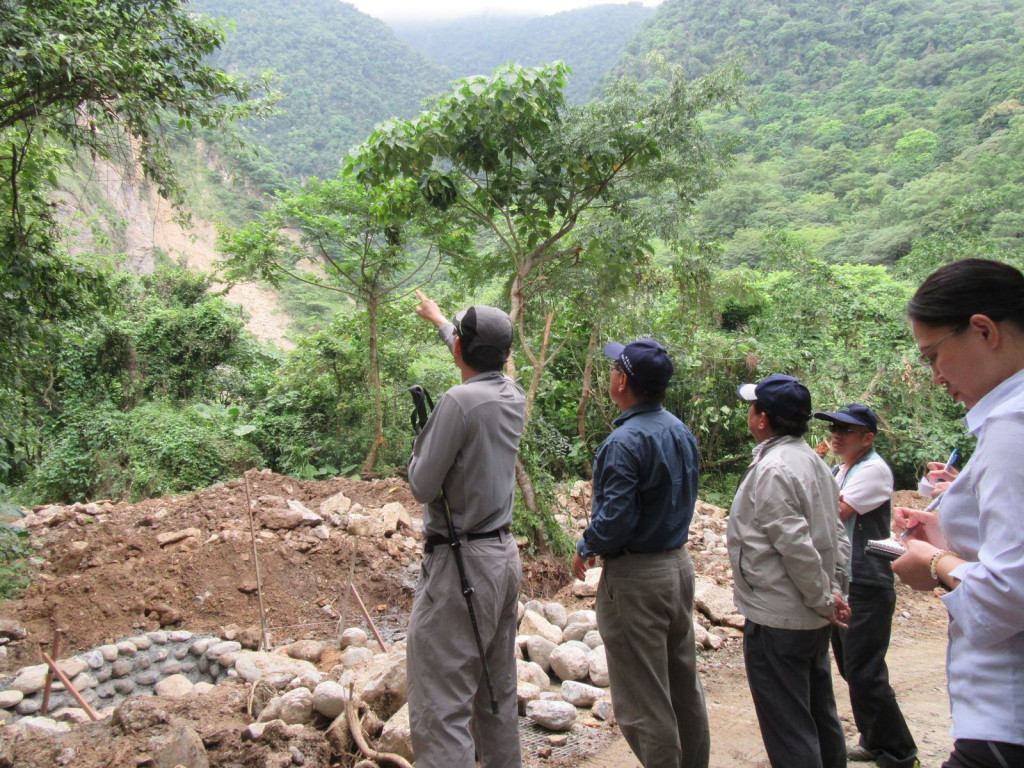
[743,620,847,768]
[831,583,918,768]
[942,739,1024,768]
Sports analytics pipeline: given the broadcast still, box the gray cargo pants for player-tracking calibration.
[597,547,711,768]
[407,533,522,768]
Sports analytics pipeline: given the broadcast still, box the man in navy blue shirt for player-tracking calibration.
[574,339,710,768]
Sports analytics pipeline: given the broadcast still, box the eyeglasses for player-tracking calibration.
[918,329,958,368]
[829,424,868,435]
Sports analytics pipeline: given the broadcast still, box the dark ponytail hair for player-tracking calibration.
[908,259,1024,330]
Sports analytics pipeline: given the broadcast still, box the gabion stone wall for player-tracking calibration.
[0,631,238,723]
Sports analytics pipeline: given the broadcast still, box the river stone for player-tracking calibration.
[526,635,557,673]
[562,620,596,643]
[586,646,609,687]
[693,620,710,649]
[312,681,348,719]
[168,631,193,643]
[565,609,596,626]
[99,644,120,662]
[51,707,92,724]
[160,660,183,676]
[233,652,318,684]
[285,640,323,663]
[516,659,550,690]
[517,681,541,715]
[526,700,577,732]
[378,702,414,761]
[278,687,314,725]
[127,635,153,651]
[16,697,42,715]
[207,641,242,660]
[543,602,568,629]
[154,674,195,698]
[71,672,98,690]
[561,680,604,707]
[358,648,408,721]
[116,641,138,656]
[583,630,603,649]
[0,690,24,708]
[136,669,160,686]
[81,650,105,670]
[694,579,738,623]
[549,644,589,681]
[10,664,48,695]
[523,599,545,615]
[339,628,368,649]
[190,637,217,656]
[149,725,208,768]
[17,716,71,736]
[592,698,615,723]
[340,646,374,667]
[519,610,562,645]
[572,566,602,597]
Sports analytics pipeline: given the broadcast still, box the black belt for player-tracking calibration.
[603,545,683,560]
[424,527,509,554]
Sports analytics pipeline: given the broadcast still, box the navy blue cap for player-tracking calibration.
[604,338,674,390]
[737,374,812,420]
[813,403,878,433]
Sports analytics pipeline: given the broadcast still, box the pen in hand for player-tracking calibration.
[902,447,958,540]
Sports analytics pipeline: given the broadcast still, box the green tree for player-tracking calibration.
[347,58,744,425]
[1,0,274,482]
[219,175,469,473]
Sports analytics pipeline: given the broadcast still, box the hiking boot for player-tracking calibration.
[847,744,878,762]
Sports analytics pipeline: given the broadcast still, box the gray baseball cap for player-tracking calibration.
[453,305,513,352]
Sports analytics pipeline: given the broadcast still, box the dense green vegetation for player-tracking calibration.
[192,0,450,180]
[3,0,1023,562]
[614,0,1024,267]
[392,3,655,104]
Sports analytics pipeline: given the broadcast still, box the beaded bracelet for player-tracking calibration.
[929,549,957,583]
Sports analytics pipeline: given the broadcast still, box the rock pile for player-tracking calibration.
[555,481,746,646]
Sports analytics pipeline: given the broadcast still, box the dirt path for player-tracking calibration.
[579,593,953,768]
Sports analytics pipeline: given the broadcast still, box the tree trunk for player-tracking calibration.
[522,310,555,428]
[361,296,385,476]
[576,318,600,480]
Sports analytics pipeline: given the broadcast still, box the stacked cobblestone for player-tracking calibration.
[0,631,236,724]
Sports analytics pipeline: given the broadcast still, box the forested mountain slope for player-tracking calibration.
[614,0,1024,265]
[392,2,656,103]
[192,0,450,180]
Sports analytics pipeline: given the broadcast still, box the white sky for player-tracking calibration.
[350,0,662,23]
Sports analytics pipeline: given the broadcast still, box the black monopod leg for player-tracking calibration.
[408,385,500,715]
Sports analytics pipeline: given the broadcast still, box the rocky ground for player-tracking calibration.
[0,476,951,767]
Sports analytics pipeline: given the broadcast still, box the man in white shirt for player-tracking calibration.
[814,404,918,768]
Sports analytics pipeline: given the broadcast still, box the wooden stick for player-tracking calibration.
[243,470,270,651]
[346,686,413,768]
[40,629,62,716]
[351,584,388,653]
[337,536,358,640]
[41,653,100,721]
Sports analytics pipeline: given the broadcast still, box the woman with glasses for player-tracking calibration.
[892,258,1024,768]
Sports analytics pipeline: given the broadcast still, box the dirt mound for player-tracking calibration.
[2,472,431,674]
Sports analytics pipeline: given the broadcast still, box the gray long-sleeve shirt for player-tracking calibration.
[408,328,526,537]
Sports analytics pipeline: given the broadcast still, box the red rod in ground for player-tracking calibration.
[350,584,388,653]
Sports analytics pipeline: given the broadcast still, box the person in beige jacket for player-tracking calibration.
[728,374,851,768]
